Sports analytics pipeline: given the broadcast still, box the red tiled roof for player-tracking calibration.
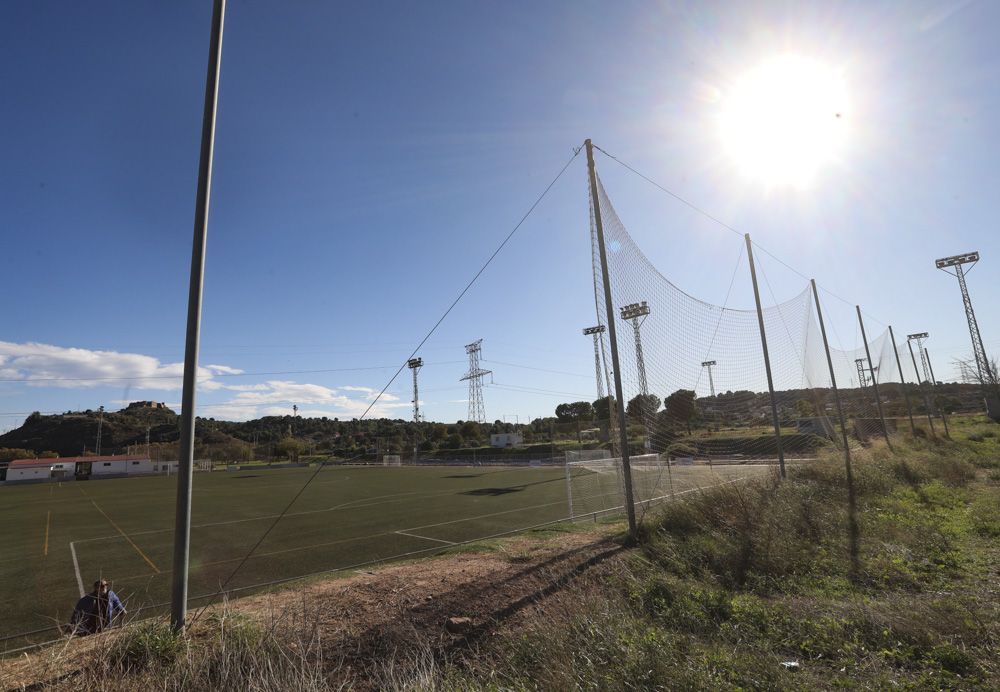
[8,455,149,468]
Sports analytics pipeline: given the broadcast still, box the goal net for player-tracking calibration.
[382,455,402,467]
[565,453,666,519]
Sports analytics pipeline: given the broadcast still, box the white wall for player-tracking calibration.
[91,460,129,475]
[6,466,51,481]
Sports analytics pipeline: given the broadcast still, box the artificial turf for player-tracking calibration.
[0,462,762,651]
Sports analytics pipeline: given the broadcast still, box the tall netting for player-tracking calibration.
[570,167,944,526]
[578,172,829,520]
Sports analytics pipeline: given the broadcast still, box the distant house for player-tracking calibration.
[4,455,178,483]
[490,433,524,448]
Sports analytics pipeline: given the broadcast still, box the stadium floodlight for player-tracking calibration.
[619,301,653,450]
[701,360,717,397]
[935,252,979,269]
[407,358,423,424]
[935,251,997,395]
[582,326,607,400]
[619,301,650,321]
[619,302,651,396]
[906,333,931,384]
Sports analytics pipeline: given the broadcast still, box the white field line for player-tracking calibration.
[69,541,85,597]
[394,530,457,546]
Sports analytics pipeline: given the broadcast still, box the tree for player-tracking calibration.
[626,393,660,421]
[459,421,481,444]
[592,397,615,421]
[664,389,697,433]
[555,401,595,422]
[795,399,816,417]
[274,437,306,461]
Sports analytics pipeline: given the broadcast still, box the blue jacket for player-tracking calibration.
[70,590,126,634]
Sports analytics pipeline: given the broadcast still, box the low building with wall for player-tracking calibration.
[4,455,178,484]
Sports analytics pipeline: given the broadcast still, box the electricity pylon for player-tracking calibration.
[460,340,491,423]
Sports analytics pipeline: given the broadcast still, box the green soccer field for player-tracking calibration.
[0,463,767,651]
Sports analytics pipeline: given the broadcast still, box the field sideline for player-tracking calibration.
[0,463,767,650]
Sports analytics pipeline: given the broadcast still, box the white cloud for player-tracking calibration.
[338,385,400,402]
[198,380,411,421]
[0,341,234,391]
[0,341,412,423]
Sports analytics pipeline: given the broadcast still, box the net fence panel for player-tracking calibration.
[588,173,826,473]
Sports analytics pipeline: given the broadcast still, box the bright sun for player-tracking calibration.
[719,55,848,187]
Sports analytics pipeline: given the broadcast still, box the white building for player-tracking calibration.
[490,433,524,448]
[4,455,177,483]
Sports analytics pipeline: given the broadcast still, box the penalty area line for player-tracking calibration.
[394,530,456,546]
[69,541,85,597]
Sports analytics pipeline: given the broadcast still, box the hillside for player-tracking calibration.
[0,381,988,463]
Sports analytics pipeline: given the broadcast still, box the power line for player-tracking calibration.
[0,361,467,384]
[483,359,592,379]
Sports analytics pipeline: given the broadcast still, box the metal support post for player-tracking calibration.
[586,139,637,535]
[888,326,917,435]
[924,348,951,438]
[745,235,785,478]
[856,307,892,449]
[811,280,859,580]
[171,0,226,634]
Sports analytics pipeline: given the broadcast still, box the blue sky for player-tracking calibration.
[1,0,998,431]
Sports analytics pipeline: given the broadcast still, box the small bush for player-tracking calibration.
[106,620,185,672]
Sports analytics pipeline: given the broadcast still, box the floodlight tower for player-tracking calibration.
[96,405,105,456]
[460,339,492,424]
[620,302,652,450]
[935,252,998,393]
[701,360,717,397]
[906,332,938,435]
[582,325,606,400]
[906,332,931,383]
[619,302,651,396]
[855,358,869,390]
[407,358,423,423]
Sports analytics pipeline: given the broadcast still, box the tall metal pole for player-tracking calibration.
[936,252,1000,413]
[96,405,104,456]
[585,139,637,535]
[583,326,606,401]
[906,338,937,436]
[744,235,785,478]
[924,348,951,438]
[888,326,917,435]
[856,307,892,449]
[955,263,996,386]
[811,280,859,581]
[171,0,226,634]
[592,333,605,400]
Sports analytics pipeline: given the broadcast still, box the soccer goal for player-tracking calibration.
[382,455,402,467]
[565,452,667,519]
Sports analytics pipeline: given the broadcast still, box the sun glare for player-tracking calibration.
[719,55,848,187]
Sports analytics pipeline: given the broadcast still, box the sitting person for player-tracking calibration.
[70,579,126,635]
